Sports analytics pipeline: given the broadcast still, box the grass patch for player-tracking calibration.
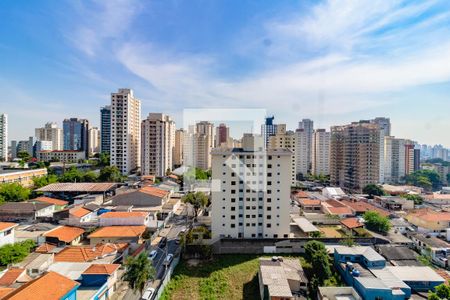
[160,255,266,300]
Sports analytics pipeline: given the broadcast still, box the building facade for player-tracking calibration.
[35,122,63,151]
[100,105,111,155]
[110,89,141,174]
[215,123,230,147]
[268,128,296,185]
[211,134,291,239]
[0,114,7,162]
[37,150,86,163]
[141,113,176,177]
[311,129,331,176]
[384,137,415,184]
[63,118,89,158]
[88,127,100,155]
[173,129,184,168]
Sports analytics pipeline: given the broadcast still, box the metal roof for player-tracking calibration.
[292,217,319,233]
[37,182,118,193]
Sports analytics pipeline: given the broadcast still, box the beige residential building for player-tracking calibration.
[88,127,100,155]
[295,129,309,177]
[173,129,185,168]
[211,134,291,239]
[35,122,63,151]
[330,121,380,192]
[37,150,86,163]
[185,121,214,170]
[384,136,415,184]
[268,128,296,185]
[110,88,141,174]
[311,129,331,176]
[141,113,175,177]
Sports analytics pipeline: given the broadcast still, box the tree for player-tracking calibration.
[405,169,442,191]
[122,253,156,296]
[182,192,209,220]
[304,240,326,262]
[82,171,98,182]
[435,283,450,299]
[340,237,356,247]
[33,174,59,189]
[304,241,332,285]
[363,184,384,198]
[363,211,391,234]
[401,194,423,205]
[0,240,35,265]
[59,167,85,182]
[428,292,440,300]
[17,151,31,167]
[0,183,31,202]
[98,166,123,182]
[98,153,110,166]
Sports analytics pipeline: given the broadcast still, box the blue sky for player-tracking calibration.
[2,0,450,145]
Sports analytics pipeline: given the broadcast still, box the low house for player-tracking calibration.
[54,243,129,264]
[318,287,361,300]
[111,185,170,207]
[53,206,95,225]
[297,199,321,213]
[390,218,412,234]
[0,268,31,287]
[340,200,390,217]
[406,208,450,235]
[0,202,54,222]
[14,253,54,278]
[425,193,450,205]
[79,264,120,299]
[98,211,151,227]
[87,226,146,245]
[340,218,364,236]
[321,200,353,217]
[14,223,57,243]
[43,225,85,246]
[376,245,421,266]
[0,223,18,247]
[35,243,56,254]
[322,187,347,200]
[36,182,118,203]
[3,271,79,300]
[381,184,422,196]
[32,197,68,211]
[258,257,308,300]
[408,232,450,269]
[292,217,320,237]
[374,196,414,211]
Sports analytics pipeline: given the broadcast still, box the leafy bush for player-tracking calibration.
[0,183,31,202]
[0,240,35,265]
[363,211,391,234]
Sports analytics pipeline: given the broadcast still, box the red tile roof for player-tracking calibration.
[99,212,149,219]
[33,197,68,206]
[0,223,17,232]
[43,226,85,243]
[299,199,321,206]
[3,271,79,300]
[0,288,14,299]
[294,191,308,198]
[340,217,364,229]
[326,206,354,215]
[408,208,450,222]
[341,200,390,217]
[88,226,146,239]
[54,243,128,262]
[35,243,56,254]
[82,264,120,275]
[70,206,91,218]
[139,186,169,198]
[0,269,25,287]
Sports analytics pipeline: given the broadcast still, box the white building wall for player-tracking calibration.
[312,130,331,176]
[0,227,15,247]
[99,216,149,227]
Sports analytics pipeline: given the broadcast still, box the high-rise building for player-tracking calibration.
[110,88,141,174]
[211,134,291,239]
[261,116,279,147]
[370,117,391,183]
[311,129,331,176]
[88,127,100,155]
[384,137,415,183]
[35,122,63,151]
[173,129,185,168]
[141,113,176,177]
[63,118,89,157]
[268,128,296,185]
[330,121,380,192]
[0,114,7,162]
[413,149,421,172]
[100,106,111,155]
[193,121,214,170]
[215,123,231,147]
[10,140,17,160]
[298,119,314,173]
[295,129,309,177]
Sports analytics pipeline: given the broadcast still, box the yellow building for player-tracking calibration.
[0,168,47,187]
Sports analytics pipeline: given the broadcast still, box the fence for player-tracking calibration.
[154,254,180,300]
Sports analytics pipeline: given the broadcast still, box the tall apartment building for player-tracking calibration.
[0,114,7,162]
[295,129,309,177]
[173,129,184,168]
[100,106,111,155]
[88,127,100,155]
[193,121,214,170]
[110,88,141,174]
[215,123,231,147]
[141,113,175,177]
[384,137,415,183]
[211,134,291,239]
[311,129,331,176]
[261,116,279,147]
[268,128,296,185]
[298,119,314,172]
[370,117,391,183]
[35,122,63,150]
[330,121,380,192]
[63,118,89,158]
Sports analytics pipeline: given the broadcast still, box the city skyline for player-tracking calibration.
[2,1,450,145]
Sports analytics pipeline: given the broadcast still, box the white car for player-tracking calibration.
[149,250,157,260]
[165,253,174,265]
[141,287,155,300]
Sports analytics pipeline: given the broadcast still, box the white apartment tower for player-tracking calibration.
[211,134,291,239]
[295,129,309,177]
[141,113,176,177]
[370,117,391,183]
[0,114,7,162]
[35,122,63,150]
[312,129,331,176]
[298,119,314,172]
[88,127,100,155]
[110,88,141,174]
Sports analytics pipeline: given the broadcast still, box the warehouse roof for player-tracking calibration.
[37,183,117,193]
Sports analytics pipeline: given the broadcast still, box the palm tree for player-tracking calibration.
[122,253,156,296]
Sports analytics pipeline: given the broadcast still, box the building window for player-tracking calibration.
[267,224,271,228]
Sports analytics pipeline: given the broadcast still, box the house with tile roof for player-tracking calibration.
[0,202,54,222]
[340,217,365,236]
[3,271,79,300]
[111,185,170,207]
[0,268,31,288]
[54,243,128,263]
[0,222,17,247]
[87,226,146,245]
[43,226,85,246]
[32,197,68,211]
[53,206,95,226]
[297,198,321,213]
[406,208,450,234]
[98,211,151,227]
[321,199,354,217]
[80,264,120,298]
[340,200,390,218]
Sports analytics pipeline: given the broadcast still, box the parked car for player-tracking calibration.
[164,253,174,265]
[149,250,157,260]
[159,237,167,248]
[141,287,155,300]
